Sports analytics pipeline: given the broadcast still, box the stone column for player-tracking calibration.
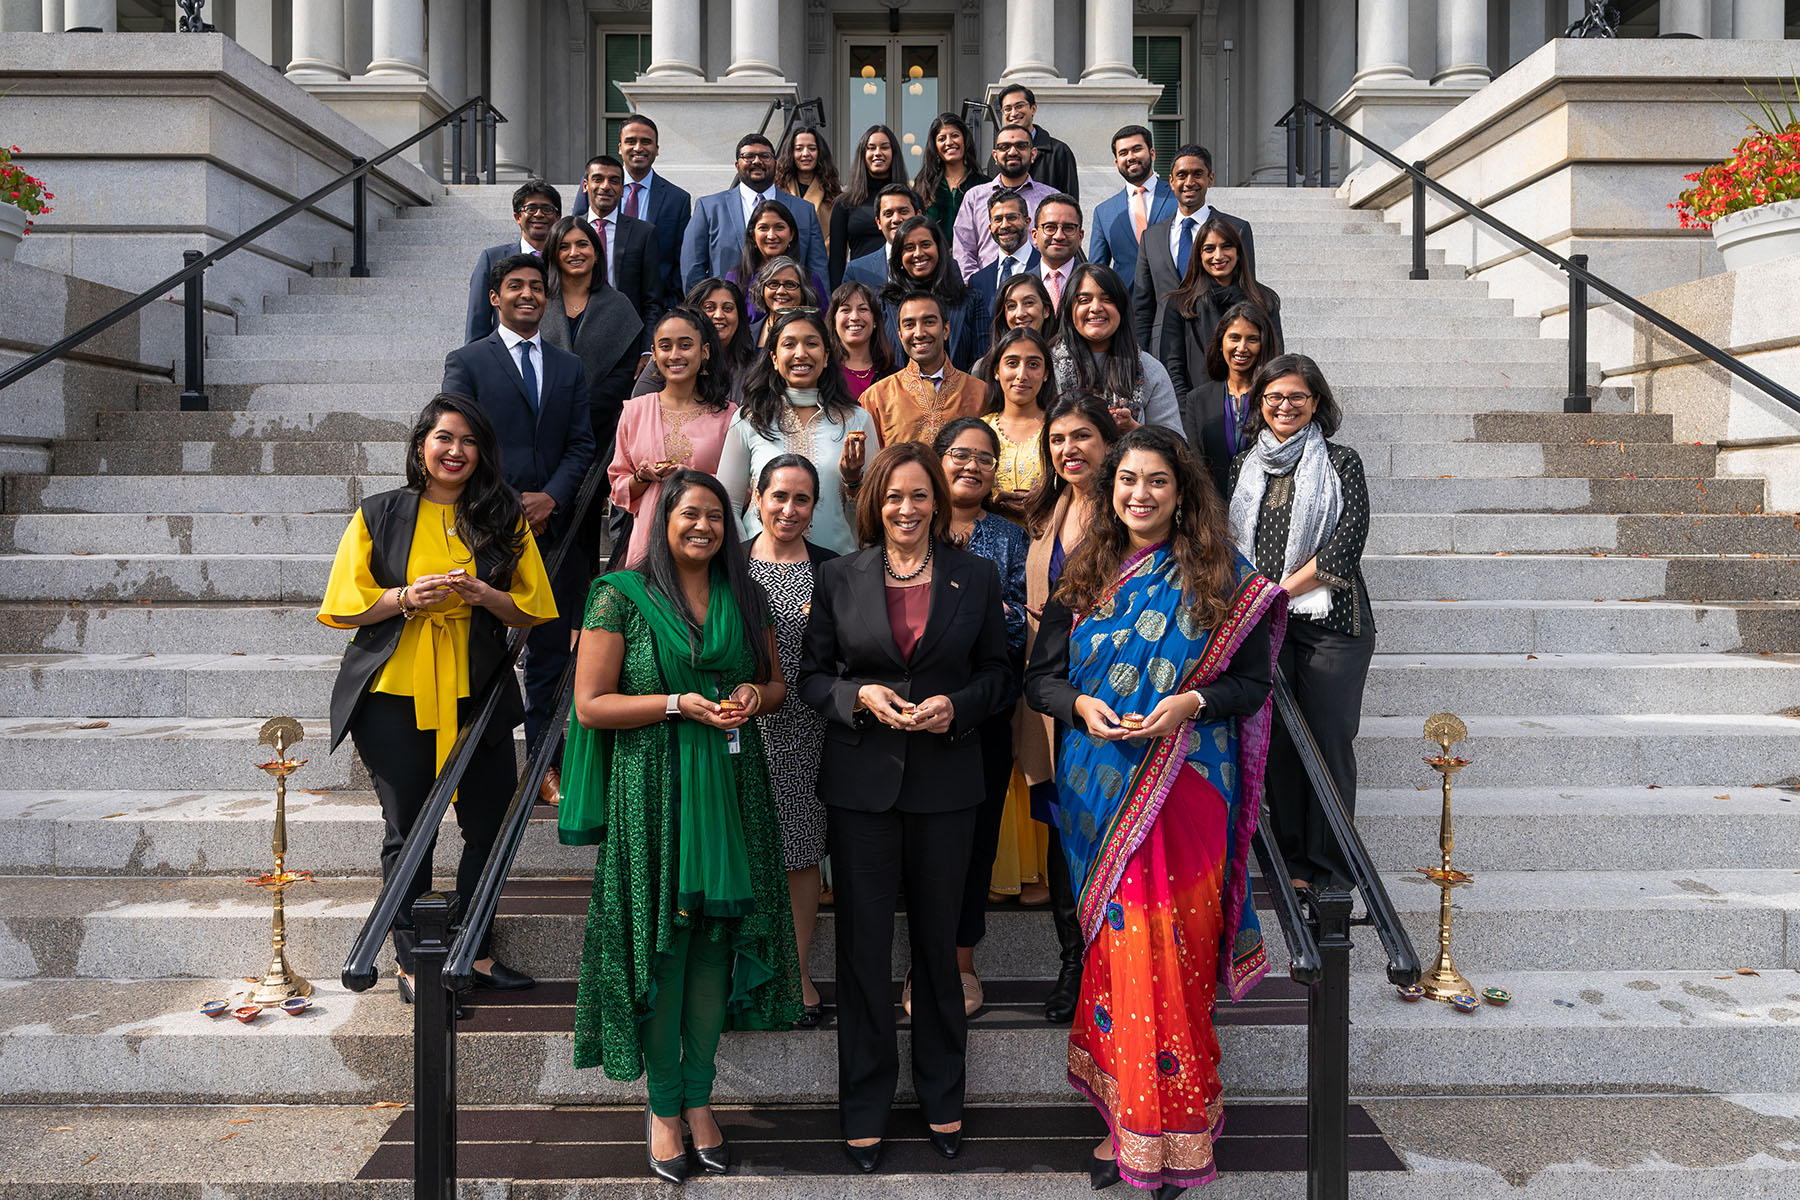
[39,0,61,31]
[725,0,781,77]
[489,0,531,176]
[1355,0,1412,83]
[1434,0,1489,85]
[1250,0,1295,183]
[1660,0,1708,36]
[367,0,427,78]
[1733,0,1786,39]
[286,0,348,81]
[645,0,703,77]
[999,0,1060,83]
[61,0,112,30]
[427,0,467,101]
[1079,0,1136,83]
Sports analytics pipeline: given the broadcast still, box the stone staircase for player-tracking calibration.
[1,186,1798,1197]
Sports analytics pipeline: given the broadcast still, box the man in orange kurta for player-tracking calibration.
[859,293,987,447]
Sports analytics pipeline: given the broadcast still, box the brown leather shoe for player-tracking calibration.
[538,766,561,807]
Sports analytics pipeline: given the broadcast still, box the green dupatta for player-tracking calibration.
[558,570,756,917]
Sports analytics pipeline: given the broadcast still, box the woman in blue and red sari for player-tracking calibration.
[1025,425,1286,1194]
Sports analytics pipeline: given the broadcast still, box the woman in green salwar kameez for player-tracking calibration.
[558,468,802,1183]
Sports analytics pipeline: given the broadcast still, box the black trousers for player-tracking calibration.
[956,713,1017,949]
[828,802,978,1140]
[522,523,586,753]
[1264,615,1376,888]
[350,692,516,972]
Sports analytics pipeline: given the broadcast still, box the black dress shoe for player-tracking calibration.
[472,961,536,990]
[844,1140,882,1173]
[928,1126,962,1159]
[793,1003,823,1028]
[645,1107,690,1183]
[397,973,468,1020]
[1155,1184,1185,1199]
[1044,960,1082,1024]
[1090,1153,1121,1189]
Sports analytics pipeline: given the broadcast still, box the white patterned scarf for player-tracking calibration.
[1228,423,1342,618]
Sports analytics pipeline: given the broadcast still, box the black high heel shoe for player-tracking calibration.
[644,1106,690,1184]
[844,1140,883,1173]
[928,1124,963,1159]
[1090,1152,1121,1189]
[683,1113,730,1175]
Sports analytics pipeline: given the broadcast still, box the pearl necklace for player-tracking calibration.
[883,534,933,582]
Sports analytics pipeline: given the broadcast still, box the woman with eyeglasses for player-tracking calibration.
[745,256,823,346]
[828,280,895,400]
[1180,300,1281,501]
[1052,263,1181,436]
[716,308,877,557]
[1161,215,1284,400]
[1228,354,1373,894]
[730,200,828,325]
[775,126,842,249]
[879,214,990,372]
[915,113,988,248]
[831,124,909,287]
[979,327,1055,524]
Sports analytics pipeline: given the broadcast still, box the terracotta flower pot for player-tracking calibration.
[1712,198,1800,272]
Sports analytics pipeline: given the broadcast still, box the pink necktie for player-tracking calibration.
[628,181,643,220]
[1046,267,1062,309]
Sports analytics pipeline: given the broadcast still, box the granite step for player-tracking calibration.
[1363,474,1765,513]
[2,473,394,513]
[1361,554,1800,603]
[3,513,354,555]
[49,441,406,477]
[0,969,1790,1104]
[0,554,331,604]
[1365,513,1800,556]
[1366,440,1718,479]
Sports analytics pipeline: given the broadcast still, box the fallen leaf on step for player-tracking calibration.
[70,550,92,556]
[219,1133,238,1142]
[1716,975,1734,979]
[1646,784,1662,790]
[225,1118,254,1125]
[366,1101,405,1109]
[1715,795,1731,800]
[1438,474,1455,478]
[1736,968,1761,976]
[101,813,127,819]
[81,1155,97,1166]
[1526,654,1538,660]
[1493,551,1510,556]
[230,651,246,656]
[75,721,109,729]
[49,1127,73,1132]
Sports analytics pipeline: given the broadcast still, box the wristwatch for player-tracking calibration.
[666,693,683,720]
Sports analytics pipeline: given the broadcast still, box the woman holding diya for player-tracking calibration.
[1024,425,1286,1194]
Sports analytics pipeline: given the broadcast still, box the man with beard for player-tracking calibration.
[965,191,1040,313]
[679,133,827,290]
[997,84,1079,198]
[1089,126,1175,295]
[464,181,560,345]
[1131,143,1255,353]
[953,124,1056,280]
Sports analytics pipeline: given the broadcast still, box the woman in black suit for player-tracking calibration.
[1160,215,1282,400]
[1179,300,1280,501]
[798,440,1011,1173]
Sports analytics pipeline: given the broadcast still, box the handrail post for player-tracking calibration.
[178,250,208,412]
[1565,252,1592,413]
[350,157,370,278]
[1318,115,1331,189]
[464,106,480,184]
[1286,114,1300,188]
[1307,888,1354,1200]
[450,115,463,188]
[411,892,459,1200]
[483,107,498,186]
[1408,161,1429,280]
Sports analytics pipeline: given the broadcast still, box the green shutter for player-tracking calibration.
[1134,36,1184,175]
[604,34,639,116]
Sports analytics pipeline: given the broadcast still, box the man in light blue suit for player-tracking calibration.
[1088,125,1176,298]
[679,133,827,291]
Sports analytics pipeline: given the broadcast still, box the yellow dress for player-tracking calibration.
[984,413,1044,496]
[318,499,558,776]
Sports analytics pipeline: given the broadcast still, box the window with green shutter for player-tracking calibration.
[1133,34,1187,177]
[602,32,653,150]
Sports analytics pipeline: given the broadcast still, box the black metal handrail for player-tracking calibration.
[0,95,507,408]
[339,456,601,995]
[1252,811,1322,985]
[1279,98,1800,419]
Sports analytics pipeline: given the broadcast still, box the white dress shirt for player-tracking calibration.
[1167,203,1212,261]
[495,323,545,406]
[596,209,618,287]
[519,236,540,258]
[738,181,773,226]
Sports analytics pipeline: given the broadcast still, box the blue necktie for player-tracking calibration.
[998,255,1016,284]
[518,340,539,417]
[1175,216,1196,279]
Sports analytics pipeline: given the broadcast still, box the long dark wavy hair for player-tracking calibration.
[979,326,1056,415]
[1021,389,1121,538]
[542,216,609,300]
[913,112,987,203]
[634,468,773,682]
[1204,300,1282,384]
[774,125,842,203]
[687,277,758,379]
[650,307,733,412]
[1055,263,1144,401]
[828,280,896,378]
[881,214,968,307]
[988,271,1058,344]
[738,308,861,439]
[842,124,908,208]
[405,393,527,590]
[734,198,802,290]
[1053,426,1239,630]
[1169,215,1277,320]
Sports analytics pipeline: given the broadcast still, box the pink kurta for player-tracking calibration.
[606,391,737,568]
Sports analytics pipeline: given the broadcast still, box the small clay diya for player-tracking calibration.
[1395,984,1425,1003]
[1449,993,1482,1014]
[1119,714,1146,731]
[279,996,314,1016]
[231,1004,264,1024]
[199,998,231,1018]
[1482,987,1512,1007]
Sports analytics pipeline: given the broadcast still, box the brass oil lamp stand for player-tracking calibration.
[247,716,314,1005]
[1418,712,1477,1005]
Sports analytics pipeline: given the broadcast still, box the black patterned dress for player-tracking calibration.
[747,555,828,870]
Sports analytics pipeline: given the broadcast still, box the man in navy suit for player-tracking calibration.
[965,190,1040,313]
[842,184,924,288]
[465,182,560,345]
[679,133,827,291]
[442,255,595,759]
[577,154,665,331]
[1089,125,1176,297]
[576,114,690,306]
[1132,144,1255,354]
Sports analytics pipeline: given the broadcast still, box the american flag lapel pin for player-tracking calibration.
[950,580,961,589]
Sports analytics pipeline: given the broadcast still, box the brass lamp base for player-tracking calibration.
[1419,950,1477,1004]
[248,954,313,1006]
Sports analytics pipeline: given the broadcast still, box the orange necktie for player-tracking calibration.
[1132,186,1148,240]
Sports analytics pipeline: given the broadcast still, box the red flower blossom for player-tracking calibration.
[1676,115,1800,229]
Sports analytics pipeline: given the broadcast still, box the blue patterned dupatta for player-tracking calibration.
[1054,542,1287,1001]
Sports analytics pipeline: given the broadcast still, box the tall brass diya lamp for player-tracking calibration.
[1417,712,1478,1006]
[246,716,314,1005]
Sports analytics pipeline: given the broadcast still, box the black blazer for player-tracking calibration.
[1161,281,1284,406]
[1132,208,1257,353]
[1028,125,1081,198]
[606,214,667,332]
[577,174,692,304]
[967,247,1040,315]
[797,544,1011,814]
[327,489,524,752]
[441,331,595,512]
[1180,378,1237,502]
[541,287,643,461]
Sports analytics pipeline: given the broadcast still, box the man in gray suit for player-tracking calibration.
[1132,145,1256,356]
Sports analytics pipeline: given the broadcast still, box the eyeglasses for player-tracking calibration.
[764,280,804,293]
[994,141,1032,153]
[944,448,999,469]
[737,151,775,163]
[1036,222,1080,236]
[774,306,820,317]
[518,204,558,217]
[1262,392,1316,409]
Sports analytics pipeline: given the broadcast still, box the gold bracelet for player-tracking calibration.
[743,682,764,715]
